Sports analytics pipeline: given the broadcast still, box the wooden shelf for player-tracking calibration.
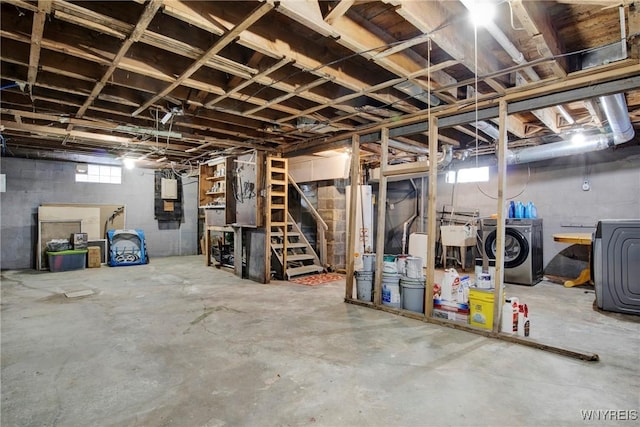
[199,157,235,227]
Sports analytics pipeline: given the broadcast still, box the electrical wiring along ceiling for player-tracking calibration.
[0,0,638,169]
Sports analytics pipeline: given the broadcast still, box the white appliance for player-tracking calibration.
[479,218,543,286]
[346,185,373,271]
[593,219,640,315]
[408,232,428,266]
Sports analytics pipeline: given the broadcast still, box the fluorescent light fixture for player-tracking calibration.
[468,1,496,27]
[123,158,136,170]
[160,111,173,125]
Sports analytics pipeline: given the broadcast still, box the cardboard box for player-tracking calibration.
[432,309,469,323]
[71,233,88,249]
[87,246,101,268]
[433,299,470,314]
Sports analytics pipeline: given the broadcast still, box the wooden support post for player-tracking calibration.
[492,100,508,333]
[424,116,438,318]
[373,128,389,306]
[234,226,243,278]
[345,134,360,300]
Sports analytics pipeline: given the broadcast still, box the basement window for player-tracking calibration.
[75,164,122,184]
[446,166,489,184]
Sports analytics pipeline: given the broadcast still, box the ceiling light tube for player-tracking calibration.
[160,111,173,125]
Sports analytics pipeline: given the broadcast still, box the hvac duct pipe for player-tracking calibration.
[402,179,419,254]
[474,120,500,140]
[506,133,613,164]
[388,139,429,155]
[507,94,634,164]
[600,93,635,144]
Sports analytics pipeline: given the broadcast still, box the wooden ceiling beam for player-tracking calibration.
[509,0,568,78]
[27,1,51,89]
[2,121,133,145]
[333,10,459,102]
[243,76,331,115]
[160,1,225,36]
[386,0,505,95]
[131,2,275,117]
[204,57,292,109]
[324,0,355,25]
[279,59,460,123]
[74,0,163,118]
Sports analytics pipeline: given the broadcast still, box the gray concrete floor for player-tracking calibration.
[2,256,639,426]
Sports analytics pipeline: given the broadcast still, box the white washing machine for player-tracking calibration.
[479,218,544,286]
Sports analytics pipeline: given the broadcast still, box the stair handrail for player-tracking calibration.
[288,173,328,268]
[288,173,328,231]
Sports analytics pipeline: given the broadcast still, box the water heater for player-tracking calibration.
[346,185,373,271]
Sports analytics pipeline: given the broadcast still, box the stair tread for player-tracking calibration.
[286,265,324,278]
[272,231,299,237]
[272,242,307,249]
[286,254,315,262]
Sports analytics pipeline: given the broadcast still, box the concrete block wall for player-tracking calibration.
[317,179,347,270]
[370,145,640,273]
[436,146,640,268]
[1,157,198,270]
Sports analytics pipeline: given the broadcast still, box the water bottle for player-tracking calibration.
[515,201,524,219]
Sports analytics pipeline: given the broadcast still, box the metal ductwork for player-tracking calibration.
[600,93,635,144]
[473,120,500,141]
[370,145,453,182]
[506,94,634,165]
[389,139,429,155]
[393,81,441,106]
[458,1,634,165]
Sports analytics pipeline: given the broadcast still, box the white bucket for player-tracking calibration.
[405,256,424,279]
[382,273,401,308]
[400,277,426,313]
[396,255,408,275]
[361,253,375,272]
[355,271,374,301]
[383,255,398,274]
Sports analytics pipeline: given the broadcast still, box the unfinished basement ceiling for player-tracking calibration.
[1,0,639,168]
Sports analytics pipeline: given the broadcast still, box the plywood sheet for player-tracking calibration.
[39,206,101,239]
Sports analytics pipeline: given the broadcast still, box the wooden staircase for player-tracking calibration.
[267,157,324,280]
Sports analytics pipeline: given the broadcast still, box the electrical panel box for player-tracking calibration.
[161,178,178,199]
